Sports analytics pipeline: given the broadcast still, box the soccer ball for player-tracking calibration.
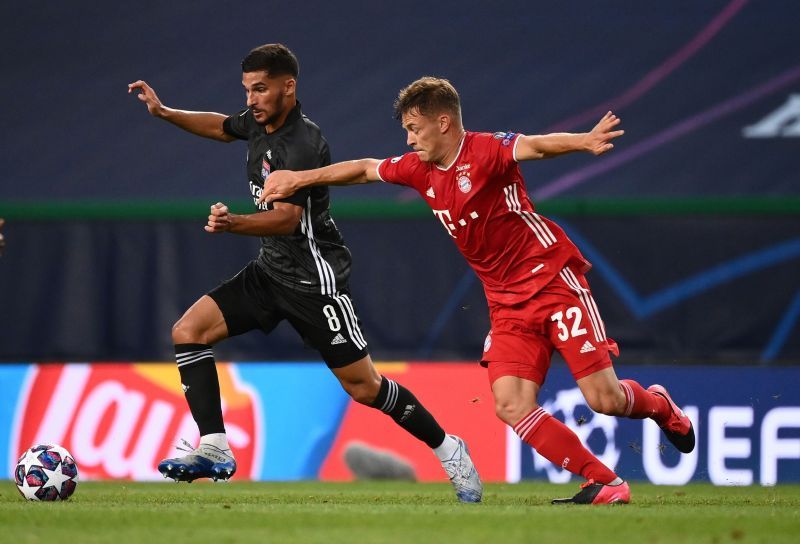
[15,444,79,501]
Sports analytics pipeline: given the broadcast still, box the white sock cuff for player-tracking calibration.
[200,433,231,451]
[433,434,460,461]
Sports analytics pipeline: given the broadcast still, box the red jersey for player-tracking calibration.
[377,131,591,306]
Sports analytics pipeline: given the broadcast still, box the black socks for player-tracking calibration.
[174,343,225,435]
[370,376,446,448]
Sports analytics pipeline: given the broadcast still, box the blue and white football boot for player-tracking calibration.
[440,435,483,503]
[158,440,237,482]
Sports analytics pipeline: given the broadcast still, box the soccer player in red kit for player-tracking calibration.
[260,77,695,504]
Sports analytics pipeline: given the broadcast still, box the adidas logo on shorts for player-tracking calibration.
[580,340,596,354]
[330,333,347,345]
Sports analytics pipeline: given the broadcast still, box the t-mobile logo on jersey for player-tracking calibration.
[431,209,480,238]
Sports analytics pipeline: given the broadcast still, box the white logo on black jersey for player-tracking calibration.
[250,181,269,211]
[331,333,347,345]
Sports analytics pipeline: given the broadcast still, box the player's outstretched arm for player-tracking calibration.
[127,80,235,142]
[515,111,624,161]
[259,159,382,204]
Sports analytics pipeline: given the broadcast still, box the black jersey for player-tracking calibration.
[222,102,352,295]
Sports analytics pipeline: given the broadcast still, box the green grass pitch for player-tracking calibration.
[1,481,798,543]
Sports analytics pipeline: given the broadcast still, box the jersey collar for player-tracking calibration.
[268,100,303,135]
[435,132,467,171]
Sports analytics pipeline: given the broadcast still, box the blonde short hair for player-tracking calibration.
[394,77,461,121]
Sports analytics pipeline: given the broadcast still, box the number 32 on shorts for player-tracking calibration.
[550,306,587,341]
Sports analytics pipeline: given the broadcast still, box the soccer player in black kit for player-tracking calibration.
[128,44,482,502]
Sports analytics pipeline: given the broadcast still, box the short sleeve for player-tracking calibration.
[222,109,252,140]
[376,152,428,192]
[486,131,523,166]
[269,144,314,207]
[278,143,325,172]
[268,139,326,209]
[271,187,310,208]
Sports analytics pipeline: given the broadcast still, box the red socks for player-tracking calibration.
[514,407,618,485]
[510,380,671,485]
[619,379,670,423]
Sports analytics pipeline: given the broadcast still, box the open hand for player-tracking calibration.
[585,111,624,156]
[205,202,231,233]
[128,80,165,117]
[258,170,302,205]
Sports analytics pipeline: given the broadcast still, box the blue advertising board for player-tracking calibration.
[512,365,800,484]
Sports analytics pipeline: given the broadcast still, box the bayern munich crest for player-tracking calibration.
[458,175,472,193]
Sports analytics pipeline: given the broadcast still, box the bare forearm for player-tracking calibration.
[295,159,379,188]
[520,133,588,160]
[226,212,297,236]
[158,108,234,142]
[260,159,380,205]
[517,112,624,161]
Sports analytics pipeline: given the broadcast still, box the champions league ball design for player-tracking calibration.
[15,444,79,501]
[534,388,621,483]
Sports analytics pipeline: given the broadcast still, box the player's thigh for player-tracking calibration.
[491,375,541,405]
[172,295,229,345]
[490,374,541,424]
[482,329,550,422]
[576,366,626,414]
[281,288,369,368]
[206,261,282,338]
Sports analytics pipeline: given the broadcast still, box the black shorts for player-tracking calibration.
[208,261,369,368]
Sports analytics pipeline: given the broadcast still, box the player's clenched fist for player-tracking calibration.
[205,202,231,233]
[128,80,165,117]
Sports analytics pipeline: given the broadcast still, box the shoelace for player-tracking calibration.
[444,454,473,480]
[175,438,195,454]
[173,439,233,465]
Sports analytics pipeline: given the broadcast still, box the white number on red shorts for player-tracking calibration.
[550,306,588,341]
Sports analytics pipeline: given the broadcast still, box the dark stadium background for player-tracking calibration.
[1,0,798,364]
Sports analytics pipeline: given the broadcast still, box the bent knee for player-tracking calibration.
[172,318,210,345]
[495,398,537,426]
[344,380,381,406]
[585,393,626,416]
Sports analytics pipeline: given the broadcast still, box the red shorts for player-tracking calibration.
[482,266,618,386]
